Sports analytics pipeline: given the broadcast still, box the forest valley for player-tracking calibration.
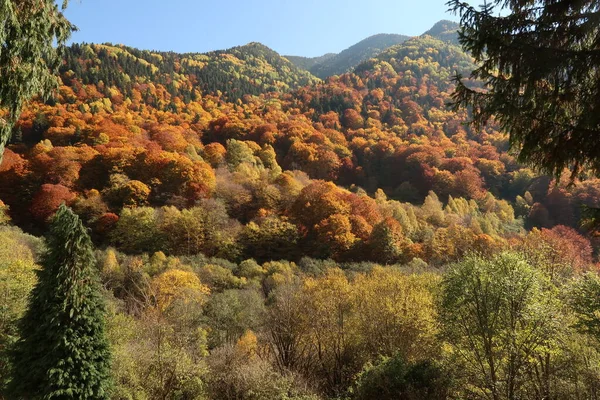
[2,20,600,399]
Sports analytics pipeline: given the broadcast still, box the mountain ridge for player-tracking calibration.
[421,20,460,44]
[307,33,411,79]
[285,20,460,78]
[61,20,460,97]
[284,53,337,70]
[60,41,321,102]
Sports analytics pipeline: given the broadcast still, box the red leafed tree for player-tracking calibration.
[519,225,594,280]
[342,109,364,130]
[539,225,593,274]
[30,184,76,222]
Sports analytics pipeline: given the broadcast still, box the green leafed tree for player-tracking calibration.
[352,354,450,400]
[7,204,111,399]
[0,226,40,390]
[570,272,600,339]
[439,252,563,400]
[448,0,600,178]
[0,0,74,161]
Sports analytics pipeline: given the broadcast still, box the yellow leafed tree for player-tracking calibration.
[151,269,210,312]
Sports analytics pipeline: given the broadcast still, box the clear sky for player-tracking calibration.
[63,0,457,57]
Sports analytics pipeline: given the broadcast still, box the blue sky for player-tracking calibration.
[63,0,456,57]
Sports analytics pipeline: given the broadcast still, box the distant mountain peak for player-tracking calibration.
[220,41,281,57]
[422,20,460,44]
[424,20,459,36]
[361,33,409,40]
[240,42,273,50]
[306,33,410,78]
[286,21,462,79]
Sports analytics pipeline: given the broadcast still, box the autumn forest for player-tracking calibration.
[2,14,600,400]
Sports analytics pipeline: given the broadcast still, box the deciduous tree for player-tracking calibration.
[440,252,563,400]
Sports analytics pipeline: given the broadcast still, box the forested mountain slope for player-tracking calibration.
[61,42,320,102]
[286,20,460,78]
[1,34,598,262]
[284,53,336,70]
[422,19,459,44]
[307,33,410,78]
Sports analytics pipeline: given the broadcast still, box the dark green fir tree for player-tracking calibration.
[7,204,111,399]
[448,0,600,179]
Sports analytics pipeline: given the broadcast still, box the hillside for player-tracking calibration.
[284,53,336,70]
[2,34,595,249]
[2,18,600,400]
[285,21,460,79]
[61,42,320,102]
[422,19,460,43]
[307,33,410,78]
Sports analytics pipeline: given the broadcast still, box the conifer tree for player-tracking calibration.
[7,204,111,399]
[448,0,600,179]
[0,0,74,161]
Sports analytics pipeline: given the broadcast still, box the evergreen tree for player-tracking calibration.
[0,0,74,161]
[448,0,600,179]
[7,204,111,399]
